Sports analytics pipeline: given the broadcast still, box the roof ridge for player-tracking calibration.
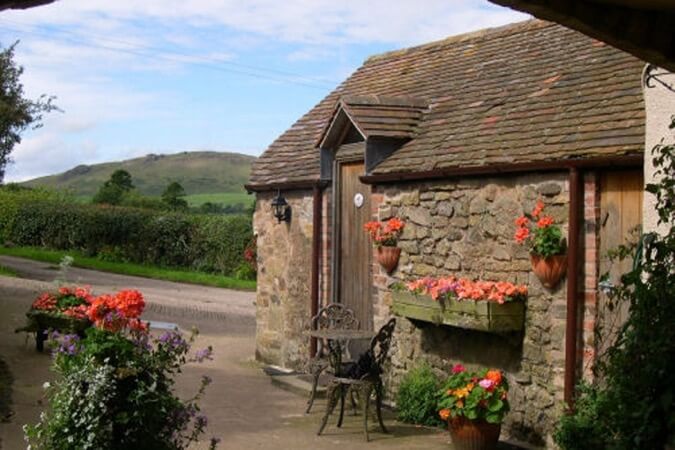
[364,18,549,64]
[341,94,428,109]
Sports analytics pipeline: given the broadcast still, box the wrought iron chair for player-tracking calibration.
[317,318,396,442]
[305,303,360,413]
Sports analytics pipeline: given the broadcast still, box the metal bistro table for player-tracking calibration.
[306,329,376,377]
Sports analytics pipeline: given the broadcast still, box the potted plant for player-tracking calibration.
[16,286,94,351]
[438,364,509,450]
[364,217,405,273]
[25,288,220,449]
[514,200,567,288]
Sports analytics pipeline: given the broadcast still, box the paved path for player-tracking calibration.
[0,257,451,450]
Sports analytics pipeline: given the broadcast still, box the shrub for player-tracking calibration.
[554,383,609,450]
[0,185,69,243]
[396,364,442,427]
[189,214,252,275]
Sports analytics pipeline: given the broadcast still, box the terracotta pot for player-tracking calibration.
[530,253,567,289]
[448,417,501,450]
[376,246,401,273]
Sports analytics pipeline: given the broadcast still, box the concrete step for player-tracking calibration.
[268,371,329,399]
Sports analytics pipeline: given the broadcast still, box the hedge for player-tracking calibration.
[0,189,253,277]
[0,185,68,243]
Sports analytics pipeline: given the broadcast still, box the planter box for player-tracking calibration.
[16,310,91,351]
[391,291,525,332]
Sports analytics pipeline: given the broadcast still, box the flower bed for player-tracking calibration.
[391,277,527,332]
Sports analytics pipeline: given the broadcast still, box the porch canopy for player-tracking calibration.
[490,1,675,73]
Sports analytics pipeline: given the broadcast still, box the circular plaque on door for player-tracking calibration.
[353,193,364,208]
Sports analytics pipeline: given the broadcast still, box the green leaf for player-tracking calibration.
[485,412,501,424]
[488,398,503,412]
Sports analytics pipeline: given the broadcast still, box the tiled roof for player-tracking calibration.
[318,95,428,147]
[248,19,645,189]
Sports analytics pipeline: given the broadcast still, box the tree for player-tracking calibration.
[0,41,58,183]
[161,181,188,211]
[93,169,134,205]
[108,169,134,191]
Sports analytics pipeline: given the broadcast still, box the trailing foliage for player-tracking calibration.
[0,192,253,277]
[396,364,443,427]
[554,121,675,449]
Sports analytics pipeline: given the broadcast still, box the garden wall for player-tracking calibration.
[371,173,572,447]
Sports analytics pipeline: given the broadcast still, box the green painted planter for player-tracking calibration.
[16,310,91,351]
[391,291,525,332]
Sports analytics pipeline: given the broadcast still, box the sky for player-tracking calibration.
[0,0,527,182]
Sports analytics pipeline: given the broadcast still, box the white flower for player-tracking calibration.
[42,382,50,390]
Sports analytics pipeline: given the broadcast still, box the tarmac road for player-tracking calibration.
[0,256,450,450]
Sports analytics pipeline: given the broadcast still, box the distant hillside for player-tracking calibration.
[22,151,255,197]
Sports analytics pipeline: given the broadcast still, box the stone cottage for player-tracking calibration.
[246,19,645,447]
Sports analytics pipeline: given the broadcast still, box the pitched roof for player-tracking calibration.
[318,95,428,148]
[248,19,645,190]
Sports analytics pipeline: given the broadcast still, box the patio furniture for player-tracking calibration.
[305,303,360,413]
[317,318,396,442]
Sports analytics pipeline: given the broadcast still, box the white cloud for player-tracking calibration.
[0,0,528,181]
[4,0,527,47]
[4,133,100,182]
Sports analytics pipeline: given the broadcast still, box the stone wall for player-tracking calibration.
[370,173,572,447]
[253,190,314,370]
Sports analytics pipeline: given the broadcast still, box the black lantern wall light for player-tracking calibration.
[271,190,291,223]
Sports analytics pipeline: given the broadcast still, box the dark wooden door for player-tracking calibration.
[338,161,373,330]
[597,170,643,356]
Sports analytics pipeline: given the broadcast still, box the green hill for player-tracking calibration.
[22,151,255,198]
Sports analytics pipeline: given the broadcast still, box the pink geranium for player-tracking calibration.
[479,378,495,391]
[451,364,466,374]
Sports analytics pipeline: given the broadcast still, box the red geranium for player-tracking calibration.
[88,290,146,331]
[364,217,405,247]
[514,199,566,257]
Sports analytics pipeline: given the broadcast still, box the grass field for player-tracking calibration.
[73,192,253,208]
[184,192,253,207]
[0,247,255,291]
[0,265,16,277]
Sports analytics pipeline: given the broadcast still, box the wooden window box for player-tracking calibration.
[391,291,525,332]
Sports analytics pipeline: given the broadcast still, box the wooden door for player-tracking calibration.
[597,170,643,355]
[337,161,373,330]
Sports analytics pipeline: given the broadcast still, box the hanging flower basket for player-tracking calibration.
[448,417,501,450]
[530,253,567,289]
[514,199,568,289]
[364,217,405,273]
[377,246,401,273]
